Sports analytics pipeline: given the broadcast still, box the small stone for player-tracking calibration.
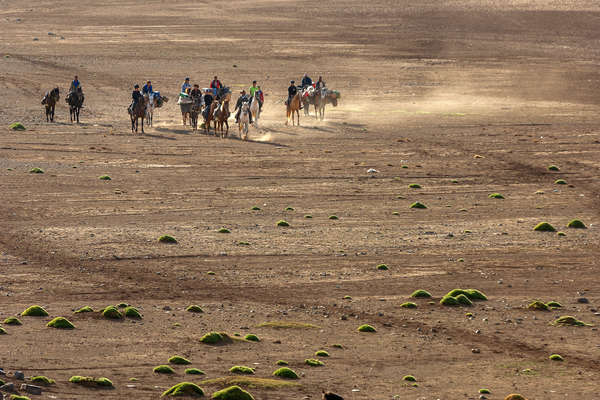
[340,315,347,320]
[471,348,481,354]
[273,339,281,344]
[21,384,42,395]
[577,297,589,304]
[0,383,15,393]
[480,395,488,400]
[162,306,172,311]
[14,371,24,380]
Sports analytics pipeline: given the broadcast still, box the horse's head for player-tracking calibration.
[242,101,249,112]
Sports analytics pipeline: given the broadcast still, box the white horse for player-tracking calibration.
[239,101,250,140]
[249,91,260,129]
[145,92,155,127]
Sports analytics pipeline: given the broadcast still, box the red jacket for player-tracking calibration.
[210,80,221,89]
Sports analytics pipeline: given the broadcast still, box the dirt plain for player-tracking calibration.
[1,0,600,399]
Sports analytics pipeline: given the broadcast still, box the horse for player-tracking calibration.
[322,390,344,400]
[66,87,84,123]
[214,99,230,138]
[203,101,218,135]
[189,94,204,132]
[239,101,250,140]
[179,90,193,126]
[41,87,60,122]
[286,91,301,126]
[128,99,146,134]
[324,89,339,107]
[314,87,326,121]
[249,91,260,129]
[145,93,168,127]
[301,86,315,116]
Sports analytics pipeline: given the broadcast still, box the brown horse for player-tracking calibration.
[203,101,218,135]
[66,87,84,123]
[214,99,230,138]
[314,87,326,120]
[128,100,146,134]
[42,87,60,122]
[286,92,301,126]
[189,94,203,132]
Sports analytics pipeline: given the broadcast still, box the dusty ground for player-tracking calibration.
[1,0,600,399]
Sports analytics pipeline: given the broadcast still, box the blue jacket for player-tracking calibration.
[301,76,312,87]
[181,82,191,93]
[142,84,153,94]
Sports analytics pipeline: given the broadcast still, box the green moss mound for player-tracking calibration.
[218,228,231,233]
[211,385,254,400]
[98,175,111,180]
[504,395,528,400]
[533,222,555,232]
[9,122,26,131]
[29,167,44,174]
[554,179,567,185]
[551,316,590,326]
[567,219,586,229]
[304,358,324,367]
[546,301,562,308]
[557,231,566,236]
[549,354,564,361]
[410,202,427,209]
[102,306,123,319]
[169,356,192,365]
[154,365,175,374]
[304,215,312,219]
[276,360,288,366]
[21,305,49,317]
[3,317,22,325]
[272,367,298,379]
[440,295,459,306]
[69,376,113,387]
[117,302,128,308]
[328,215,339,220]
[185,368,205,375]
[187,305,204,313]
[30,376,55,385]
[162,382,205,397]
[410,289,432,298]
[357,324,376,332]
[402,375,416,381]
[124,306,142,319]
[465,289,488,300]
[200,332,226,344]
[74,306,94,313]
[548,165,560,171]
[408,183,422,189]
[251,206,261,211]
[376,263,388,271]
[0,327,6,334]
[528,300,549,311]
[479,388,491,394]
[230,366,254,374]
[315,350,329,357]
[158,235,178,244]
[332,344,343,349]
[455,294,473,306]
[276,220,290,227]
[47,317,75,329]
[400,302,418,309]
[244,334,259,342]
[10,396,31,400]
[488,193,504,199]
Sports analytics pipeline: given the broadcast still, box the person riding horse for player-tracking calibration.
[131,84,144,111]
[301,73,313,88]
[210,75,222,96]
[70,75,81,92]
[249,80,263,111]
[287,80,302,109]
[316,76,326,90]
[234,90,252,124]
[181,77,191,93]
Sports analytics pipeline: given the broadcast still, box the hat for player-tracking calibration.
[134,84,139,89]
[185,77,190,80]
[240,89,246,94]
[290,80,295,84]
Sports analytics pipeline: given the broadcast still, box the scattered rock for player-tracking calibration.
[21,384,42,395]
[14,371,24,380]
[0,382,15,392]
[577,297,589,304]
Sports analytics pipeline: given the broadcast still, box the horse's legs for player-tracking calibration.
[141,116,145,134]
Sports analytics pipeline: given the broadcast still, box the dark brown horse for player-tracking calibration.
[203,101,218,135]
[42,87,60,122]
[286,92,301,126]
[66,87,84,123]
[314,87,326,120]
[189,94,203,132]
[214,99,230,138]
[128,99,146,134]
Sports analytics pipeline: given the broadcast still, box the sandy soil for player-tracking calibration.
[1,1,600,399]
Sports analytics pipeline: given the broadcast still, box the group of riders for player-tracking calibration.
[287,74,326,108]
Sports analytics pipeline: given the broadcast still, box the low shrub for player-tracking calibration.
[169,356,192,365]
[47,317,75,329]
[272,367,299,379]
[21,305,49,317]
[162,382,204,397]
[357,324,376,332]
[410,289,432,298]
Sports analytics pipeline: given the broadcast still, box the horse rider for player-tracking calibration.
[257,85,264,112]
[301,73,313,88]
[181,77,191,93]
[249,80,263,111]
[210,75,222,96]
[203,89,214,120]
[287,80,302,109]
[234,90,252,124]
[142,80,153,95]
[316,76,326,90]
[69,75,80,92]
[130,84,144,111]
[190,84,202,99]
